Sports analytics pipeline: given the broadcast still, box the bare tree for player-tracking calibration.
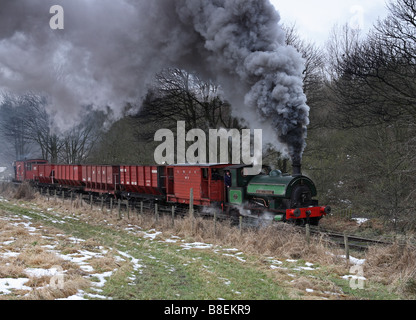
[0,93,42,160]
[327,2,416,128]
[142,68,237,130]
[60,107,107,164]
[23,95,63,163]
[0,92,105,164]
[133,68,241,144]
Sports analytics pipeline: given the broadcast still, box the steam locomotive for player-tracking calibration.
[12,159,330,225]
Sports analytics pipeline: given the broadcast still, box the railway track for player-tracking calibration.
[9,182,403,252]
[84,192,398,252]
[308,226,394,251]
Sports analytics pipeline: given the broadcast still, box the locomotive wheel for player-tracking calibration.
[290,185,312,208]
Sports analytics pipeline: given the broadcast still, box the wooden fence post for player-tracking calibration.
[189,188,194,218]
[155,202,159,223]
[306,223,310,245]
[344,232,350,265]
[214,211,217,238]
[171,205,175,227]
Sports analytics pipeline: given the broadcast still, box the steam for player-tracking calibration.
[0,0,309,163]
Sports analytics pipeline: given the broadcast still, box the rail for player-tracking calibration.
[309,227,393,251]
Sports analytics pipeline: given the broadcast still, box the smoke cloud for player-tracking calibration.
[0,0,309,163]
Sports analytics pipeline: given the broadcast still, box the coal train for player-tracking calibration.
[12,159,330,225]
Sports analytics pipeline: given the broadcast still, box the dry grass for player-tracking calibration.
[27,190,345,267]
[24,276,91,300]
[365,243,416,297]
[17,246,65,268]
[0,215,91,299]
[0,182,17,199]
[89,255,120,272]
[13,182,36,201]
[0,194,136,299]
[0,262,27,279]
[130,213,341,266]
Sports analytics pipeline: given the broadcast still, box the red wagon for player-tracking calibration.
[37,164,55,184]
[82,165,119,194]
[54,165,83,187]
[119,165,165,196]
[165,164,229,206]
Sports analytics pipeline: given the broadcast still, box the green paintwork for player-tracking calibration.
[229,187,244,204]
[246,183,286,196]
[224,165,317,205]
[273,215,284,222]
[247,174,317,198]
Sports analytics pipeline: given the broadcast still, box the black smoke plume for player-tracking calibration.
[0,0,309,163]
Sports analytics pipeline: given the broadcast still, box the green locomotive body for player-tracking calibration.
[226,164,329,225]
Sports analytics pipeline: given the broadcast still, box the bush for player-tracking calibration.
[13,182,36,200]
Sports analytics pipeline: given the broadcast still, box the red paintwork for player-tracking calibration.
[54,165,83,186]
[82,165,119,194]
[38,164,55,184]
[165,164,229,205]
[119,165,163,195]
[286,206,329,220]
[14,160,48,182]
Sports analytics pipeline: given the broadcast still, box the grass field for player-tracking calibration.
[0,184,414,300]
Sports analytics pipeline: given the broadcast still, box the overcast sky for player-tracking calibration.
[271,0,390,46]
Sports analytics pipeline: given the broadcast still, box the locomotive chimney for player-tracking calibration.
[292,161,302,176]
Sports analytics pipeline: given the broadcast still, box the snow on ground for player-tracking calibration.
[0,278,31,294]
[352,218,369,225]
[0,195,367,299]
[0,205,142,299]
[181,242,214,250]
[339,255,366,265]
